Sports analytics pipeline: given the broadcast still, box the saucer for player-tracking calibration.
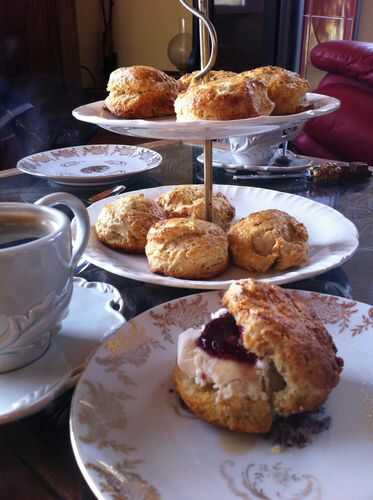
[17,144,162,187]
[0,277,125,425]
[196,149,311,173]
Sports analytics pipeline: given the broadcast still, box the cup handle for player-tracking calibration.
[230,137,249,153]
[35,193,90,269]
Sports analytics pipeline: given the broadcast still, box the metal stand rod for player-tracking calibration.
[198,0,210,68]
[198,1,213,222]
[178,0,216,222]
[204,139,213,221]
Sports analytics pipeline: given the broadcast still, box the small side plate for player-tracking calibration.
[17,144,162,186]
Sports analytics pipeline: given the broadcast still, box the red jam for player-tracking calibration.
[197,313,257,364]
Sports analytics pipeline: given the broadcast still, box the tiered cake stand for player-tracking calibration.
[72,0,340,221]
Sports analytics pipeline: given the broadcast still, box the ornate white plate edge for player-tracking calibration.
[0,277,125,425]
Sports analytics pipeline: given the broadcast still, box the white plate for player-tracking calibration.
[82,184,358,289]
[72,93,339,140]
[17,144,162,186]
[0,277,125,425]
[70,289,373,500]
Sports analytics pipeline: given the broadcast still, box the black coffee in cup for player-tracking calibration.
[0,214,54,249]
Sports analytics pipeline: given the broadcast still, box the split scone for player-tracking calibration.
[178,70,237,93]
[157,185,235,230]
[241,66,310,115]
[228,209,309,273]
[174,75,274,121]
[104,65,179,118]
[145,217,229,279]
[174,279,343,433]
[95,194,165,253]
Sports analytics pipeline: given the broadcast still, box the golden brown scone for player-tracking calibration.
[178,70,237,93]
[104,65,178,118]
[174,279,343,431]
[228,209,309,273]
[174,366,272,433]
[223,280,343,416]
[145,217,229,279]
[157,185,235,230]
[174,75,274,121]
[95,194,165,253]
[241,66,310,115]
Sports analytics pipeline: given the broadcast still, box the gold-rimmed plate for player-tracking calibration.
[70,289,373,500]
[17,144,162,187]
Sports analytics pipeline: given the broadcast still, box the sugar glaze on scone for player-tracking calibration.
[174,279,343,433]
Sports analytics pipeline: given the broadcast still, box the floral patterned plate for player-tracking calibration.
[17,145,162,186]
[82,184,358,289]
[70,289,373,500]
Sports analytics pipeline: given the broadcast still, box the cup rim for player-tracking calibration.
[0,202,68,253]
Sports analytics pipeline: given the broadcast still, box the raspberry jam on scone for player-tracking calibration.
[197,312,257,364]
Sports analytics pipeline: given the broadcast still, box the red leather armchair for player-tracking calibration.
[295,41,373,163]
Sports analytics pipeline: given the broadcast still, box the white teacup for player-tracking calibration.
[0,193,90,372]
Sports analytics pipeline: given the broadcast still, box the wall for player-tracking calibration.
[358,0,373,42]
[75,0,192,87]
[75,0,103,87]
[75,0,373,90]
[112,0,192,70]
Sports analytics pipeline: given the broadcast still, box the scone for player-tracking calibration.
[174,75,274,121]
[157,185,235,230]
[95,194,165,253]
[178,70,237,93]
[145,217,229,279]
[228,209,308,273]
[241,66,310,115]
[174,279,343,433]
[104,65,178,118]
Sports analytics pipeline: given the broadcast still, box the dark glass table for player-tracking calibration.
[1,140,373,498]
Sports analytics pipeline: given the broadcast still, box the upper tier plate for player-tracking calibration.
[72,93,339,140]
[81,184,358,289]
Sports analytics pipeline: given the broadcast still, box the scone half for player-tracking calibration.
[174,279,343,433]
[223,280,343,416]
[174,366,272,433]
